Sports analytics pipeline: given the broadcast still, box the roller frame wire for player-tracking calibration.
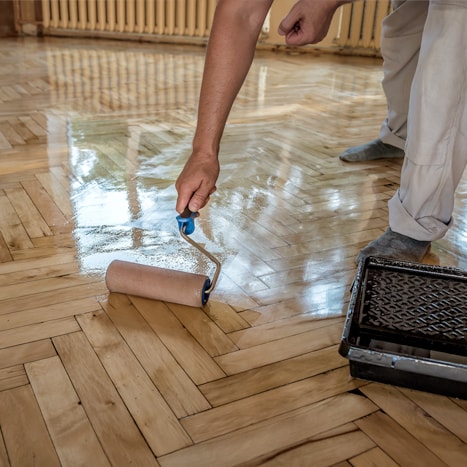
[179,220,221,296]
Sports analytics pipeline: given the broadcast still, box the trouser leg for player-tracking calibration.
[389,0,467,241]
[378,0,428,149]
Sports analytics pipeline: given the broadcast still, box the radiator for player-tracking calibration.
[42,0,217,37]
[40,0,390,54]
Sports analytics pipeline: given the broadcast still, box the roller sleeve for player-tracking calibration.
[105,259,211,307]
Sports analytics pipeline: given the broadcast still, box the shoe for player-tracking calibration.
[339,138,405,162]
[357,228,431,264]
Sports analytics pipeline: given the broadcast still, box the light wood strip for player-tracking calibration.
[18,115,47,138]
[248,272,354,307]
[0,121,26,146]
[0,385,61,466]
[0,273,102,302]
[0,192,34,250]
[26,356,111,467]
[130,296,226,384]
[399,388,467,444]
[0,316,80,350]
[0,232,12,263]
[158,393,377,467]
[76,309,193,455]
[166,302,238,356]
[30,232,76,248]
[0,339,56,370]
[0,251,75,276]
[182,366,366,443]
[103,294,211,417]
[0,429,9,467]
[36,172,74,219]
[21,179,70,231]
[0,132,11,150]
[0,261,79,287]
[0,365,28,391]
[0,281,107,315]
[4,186,52,238]
[258,423,375,467]
[200,345,347,406]
[361,384,467,464]
[214,321,342,374]
[229,314,344,348]
[355,411,446,467]
[53,331,160,466]
[203,300,251,333]
[240,286,349,326]
[0,297,100,331]
[350,446,399,467]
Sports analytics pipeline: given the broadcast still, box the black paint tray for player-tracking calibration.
[339,256,467,399]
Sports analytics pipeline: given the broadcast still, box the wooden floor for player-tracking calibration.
[0,36,466,466]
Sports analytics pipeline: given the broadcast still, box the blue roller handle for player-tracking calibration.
[176,207,196,235]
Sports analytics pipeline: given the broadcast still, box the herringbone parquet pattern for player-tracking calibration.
[0,37,466,467]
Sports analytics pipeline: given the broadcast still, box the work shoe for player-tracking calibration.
[339,138,405,162]
[357,228,431,264]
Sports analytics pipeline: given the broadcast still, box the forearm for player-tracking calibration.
[192,0,273,157]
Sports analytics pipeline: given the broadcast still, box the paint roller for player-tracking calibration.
[105,208,221,307]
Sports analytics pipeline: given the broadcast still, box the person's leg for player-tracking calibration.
[340,0,428,162]
[358,0,467,262]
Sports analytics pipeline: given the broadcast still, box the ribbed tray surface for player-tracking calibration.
[361,267,467,344]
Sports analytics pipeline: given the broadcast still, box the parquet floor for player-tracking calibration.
[0,36,466,467]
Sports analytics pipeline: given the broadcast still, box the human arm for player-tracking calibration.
[175,0,274,213]
[278,0,352,46]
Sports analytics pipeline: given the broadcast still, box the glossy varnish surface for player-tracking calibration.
[0,36,466,466]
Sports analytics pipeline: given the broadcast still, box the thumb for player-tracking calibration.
[277,5,301,36]
[187,191,209,213]
[278,16,294,36]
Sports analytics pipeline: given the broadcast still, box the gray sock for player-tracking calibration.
[339,139,405,162]
[357,228,431,264]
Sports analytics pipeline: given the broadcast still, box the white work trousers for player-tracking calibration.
[378,0,467,241]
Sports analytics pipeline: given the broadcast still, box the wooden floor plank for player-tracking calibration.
[0,385,61,466]
[76,310,193,456]
[0,282,107,315]
[26,356,111,467]
[0,339,56,370]
[53,331,160,466]
[399,387,467,444]
[214,321,342,374]
[0,429,9,467]
[130,296,226,384]
[158,393,377,467]
[0,316,80,350]
[4,186,52,238]
[258,423,375,467]
[181,366,366,443]
[350,446,399,467]
[103,294,211,417]
[200,346,348,406]
[0,365,28,391]
[361,383,467,466]
[0,297,100,331]
[166,301,239,356]
[355,411,447,467]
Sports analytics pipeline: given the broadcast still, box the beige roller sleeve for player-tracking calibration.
[105,260,211,308]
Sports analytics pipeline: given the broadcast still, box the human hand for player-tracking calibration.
[175,152,220,214]
[278,0,348,46]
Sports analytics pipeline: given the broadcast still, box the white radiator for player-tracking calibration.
[42,0,217,37]
[40,0,390,54]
